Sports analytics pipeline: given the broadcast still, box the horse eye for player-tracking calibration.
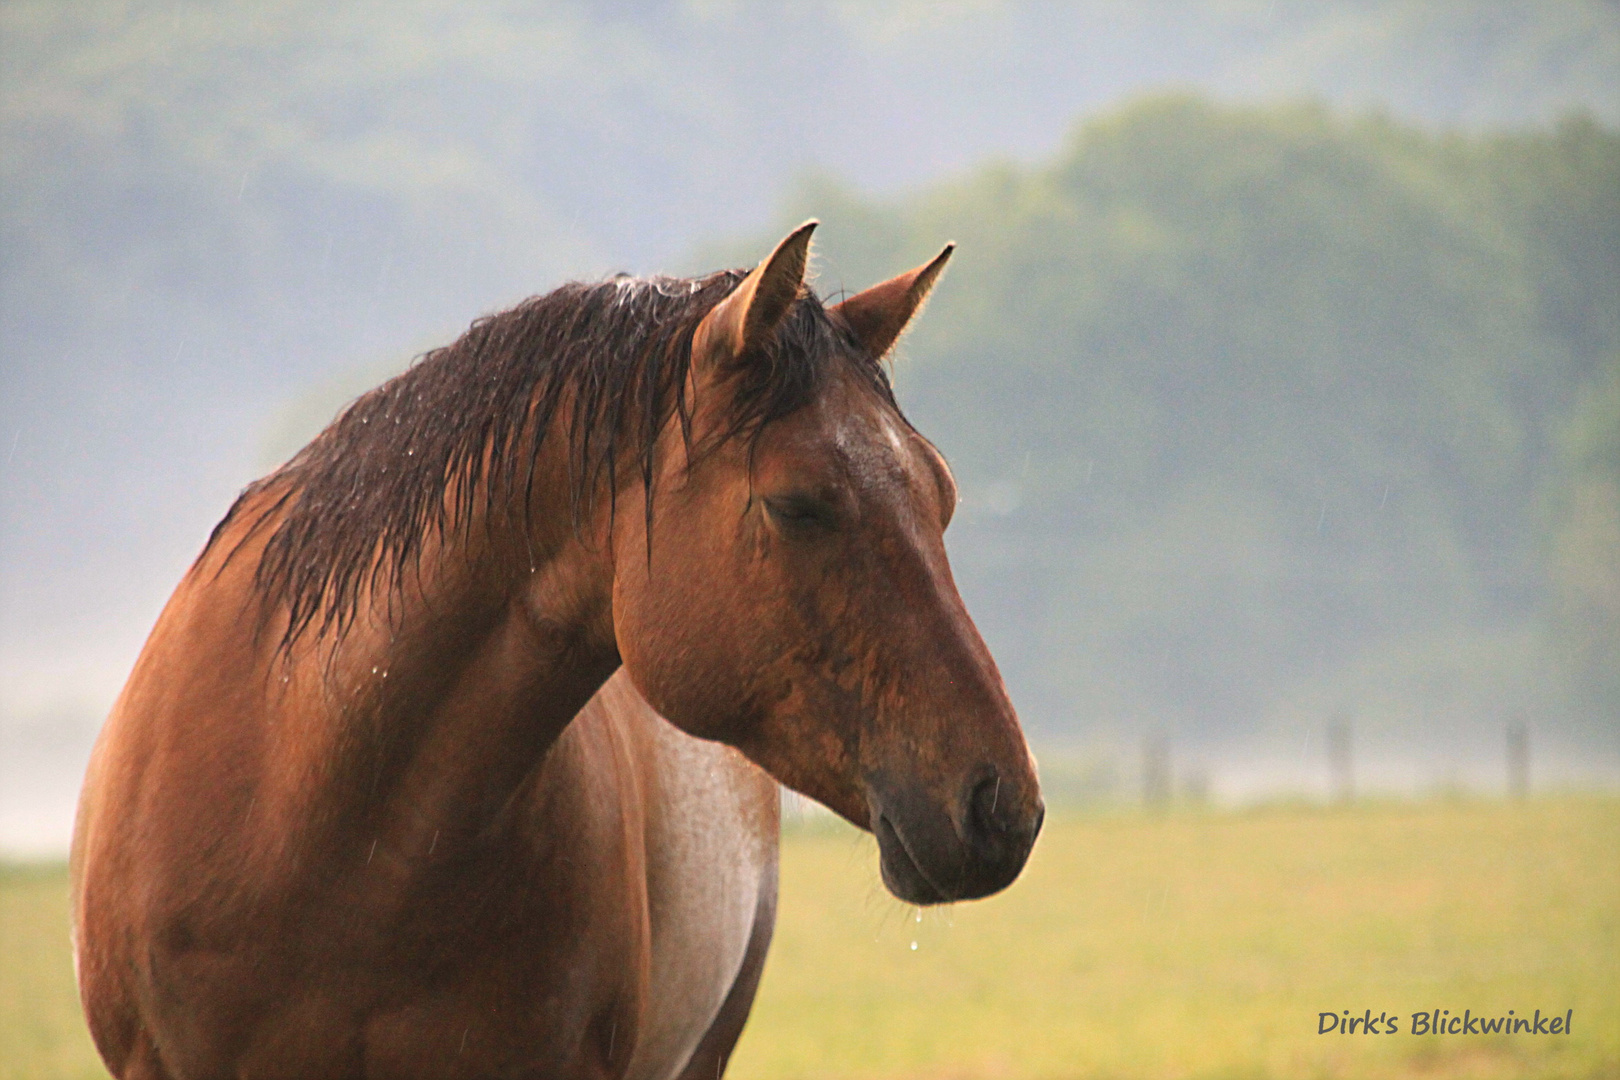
[764,494,836,531]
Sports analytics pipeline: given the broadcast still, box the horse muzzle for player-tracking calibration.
[869,772,1044,904]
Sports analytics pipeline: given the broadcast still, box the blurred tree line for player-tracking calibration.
[5,0,1616,748]
[718,97,1618,749]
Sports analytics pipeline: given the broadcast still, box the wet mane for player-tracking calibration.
[213,270,896,646]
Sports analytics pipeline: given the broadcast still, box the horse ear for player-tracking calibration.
[694,220,818,364]
[832,243,954,359]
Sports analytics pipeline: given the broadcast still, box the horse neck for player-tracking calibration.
[270,447,623,848]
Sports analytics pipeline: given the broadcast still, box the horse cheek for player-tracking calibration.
[612,578,739,743]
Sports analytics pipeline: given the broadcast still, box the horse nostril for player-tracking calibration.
[969,773,1015,840]
[967,773,1044,850]
[949,774,1044,897]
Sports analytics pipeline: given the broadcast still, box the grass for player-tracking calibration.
[2,798,1615,1079]
[0,864,102,1080]
[730,796,1619,1080]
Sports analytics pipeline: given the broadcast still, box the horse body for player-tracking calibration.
[75,494,774,1079]
[73,223,1043,1078]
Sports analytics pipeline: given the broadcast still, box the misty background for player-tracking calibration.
[2,0,1617,854]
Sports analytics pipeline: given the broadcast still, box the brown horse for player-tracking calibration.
[71,222,1044,1080]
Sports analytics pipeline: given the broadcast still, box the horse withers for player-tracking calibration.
[72,222,1044,1079]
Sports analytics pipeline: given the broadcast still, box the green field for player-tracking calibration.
[3,798,1616,1080]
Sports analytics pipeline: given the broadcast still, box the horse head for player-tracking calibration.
[612,222,1043,904]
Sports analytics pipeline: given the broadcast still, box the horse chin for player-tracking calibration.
[874,813,950,905]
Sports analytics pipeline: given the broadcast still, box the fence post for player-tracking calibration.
[1327,716,1353,805]
[1142,734,1171,812]
[1506,720,1529,801]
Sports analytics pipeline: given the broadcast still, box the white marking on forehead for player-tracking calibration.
[877,410,911,459]
[829,401,912,488]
